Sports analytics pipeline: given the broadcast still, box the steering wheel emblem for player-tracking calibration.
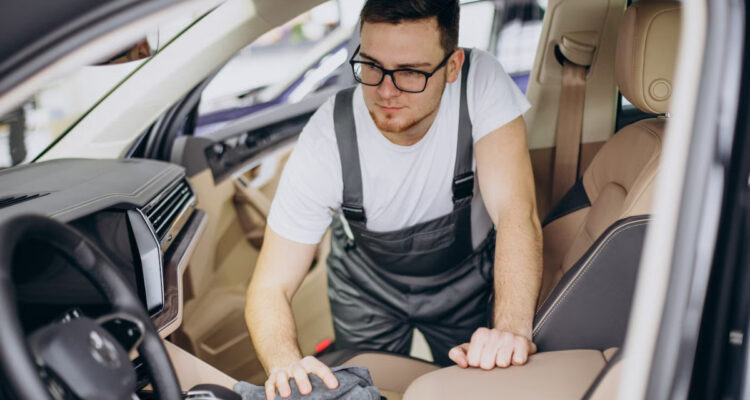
[88,330,122,369]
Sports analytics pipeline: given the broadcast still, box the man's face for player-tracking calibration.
[359,17,461,136]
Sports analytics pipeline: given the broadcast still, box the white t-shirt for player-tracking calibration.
[268,48,530,247]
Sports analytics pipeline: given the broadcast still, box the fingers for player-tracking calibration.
[461,328,537,370]
[466,327,490,367]
[480,330,503,370]
[493,332,515,368]
[265,378,276,400]
[449,343,470,368]
[529,340,538,355]
[291,365,312,395]
[274,370,292,398]
[302,356,339,389]
[511,336,530,366]
[265,356,335,399]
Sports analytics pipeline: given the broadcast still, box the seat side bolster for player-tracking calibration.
[532,215,650,351]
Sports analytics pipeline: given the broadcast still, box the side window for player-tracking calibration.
[196,0,361,135]
[459,0,544,94]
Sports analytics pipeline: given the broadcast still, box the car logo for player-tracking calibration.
[88,331,121,369]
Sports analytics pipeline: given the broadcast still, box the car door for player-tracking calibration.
[149,3,359,383]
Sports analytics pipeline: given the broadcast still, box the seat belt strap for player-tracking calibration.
[551,59,587,207]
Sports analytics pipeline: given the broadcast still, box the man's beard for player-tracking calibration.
[366,78,446,135]
[369,95,444,135]
[369,109,426,134]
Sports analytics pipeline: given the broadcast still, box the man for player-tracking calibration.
[245,0,542,398]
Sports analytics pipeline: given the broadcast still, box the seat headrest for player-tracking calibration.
[615,0,682,115]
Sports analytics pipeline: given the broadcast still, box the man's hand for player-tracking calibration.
[264,356,339,399]
[448,327,537,370]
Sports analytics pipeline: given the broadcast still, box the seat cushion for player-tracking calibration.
[402,350,607,400]
[321,351,440,395]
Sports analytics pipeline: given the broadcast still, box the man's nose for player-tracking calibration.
[377,74,401,98]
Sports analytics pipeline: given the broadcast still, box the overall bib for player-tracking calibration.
[326,50,495,366]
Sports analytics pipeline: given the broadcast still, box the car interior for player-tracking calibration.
[0,0,685,399]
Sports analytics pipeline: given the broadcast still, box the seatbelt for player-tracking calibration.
[550,32,596,207]
[551,60,587,206]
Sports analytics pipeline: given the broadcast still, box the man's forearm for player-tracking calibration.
[245,287,303,372]
[492,212,542,338]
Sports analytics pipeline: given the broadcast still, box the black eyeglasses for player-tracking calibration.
[349,45,455,93]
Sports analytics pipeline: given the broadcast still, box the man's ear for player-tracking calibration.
[446,48,465,84]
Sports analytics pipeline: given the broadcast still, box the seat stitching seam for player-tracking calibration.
[534,219,647,335]
[533,219,649,336]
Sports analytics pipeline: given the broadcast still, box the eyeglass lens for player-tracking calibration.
[353,63,427,92]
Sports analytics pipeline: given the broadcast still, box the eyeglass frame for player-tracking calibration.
[348,44,456,93]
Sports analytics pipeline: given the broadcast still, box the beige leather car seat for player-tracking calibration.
[321,1,681,397]
[539,0,681,304]
[532,0,680,352]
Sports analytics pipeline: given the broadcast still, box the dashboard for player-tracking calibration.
[0,158,205,336]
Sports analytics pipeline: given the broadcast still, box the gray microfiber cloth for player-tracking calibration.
[233,366,381,400]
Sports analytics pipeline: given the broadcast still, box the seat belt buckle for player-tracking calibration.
[452,172,474,201]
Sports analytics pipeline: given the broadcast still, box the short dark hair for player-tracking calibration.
[360,0,460,55]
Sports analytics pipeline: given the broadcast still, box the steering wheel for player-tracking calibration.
[0,215,182,400]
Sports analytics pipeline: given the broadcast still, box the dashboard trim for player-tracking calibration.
[154,209,207,337]
[127,208,165,315]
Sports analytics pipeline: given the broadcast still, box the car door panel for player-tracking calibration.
[169,90,338,383]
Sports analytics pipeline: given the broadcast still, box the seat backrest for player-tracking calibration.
[538,0,682,305]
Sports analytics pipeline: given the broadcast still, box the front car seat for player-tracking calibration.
[533,0,681,351]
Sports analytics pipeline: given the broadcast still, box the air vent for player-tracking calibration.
[0,193,50,209]
[143,180,195,246]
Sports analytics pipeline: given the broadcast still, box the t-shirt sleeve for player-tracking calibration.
[266,97,342,244]
[467,48,532,144]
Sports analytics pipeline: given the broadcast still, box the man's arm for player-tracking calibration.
[245,226,338,399]
[449,115,543,369]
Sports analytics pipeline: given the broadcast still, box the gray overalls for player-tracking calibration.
[326,50,495,366]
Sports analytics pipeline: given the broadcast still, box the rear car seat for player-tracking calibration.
[320,0,681,396]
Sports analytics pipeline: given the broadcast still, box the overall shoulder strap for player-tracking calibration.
[333,86,366,222]
[452,48,474,204]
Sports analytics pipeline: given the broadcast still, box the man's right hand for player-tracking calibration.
[264,356,339,400]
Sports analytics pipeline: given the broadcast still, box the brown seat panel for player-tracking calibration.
[402,350,607,400]
[341,353,440,394]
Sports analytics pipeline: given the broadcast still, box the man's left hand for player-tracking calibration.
[448,327,537,370]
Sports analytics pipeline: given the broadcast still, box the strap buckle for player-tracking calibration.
[341,205,366,222]
[452,172,474,202]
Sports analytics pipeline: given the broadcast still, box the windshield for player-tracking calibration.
[0,10,208,169]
